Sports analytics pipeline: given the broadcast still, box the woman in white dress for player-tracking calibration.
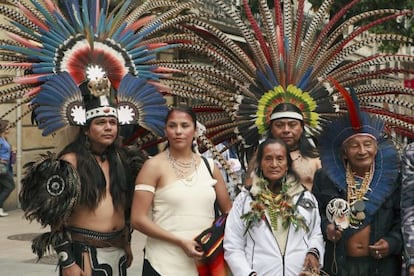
[131,106,232,276]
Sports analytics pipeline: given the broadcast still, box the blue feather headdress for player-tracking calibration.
[0,0,196,139]
[319,80,399,224]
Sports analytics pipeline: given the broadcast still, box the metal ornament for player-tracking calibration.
[326,198,350,230]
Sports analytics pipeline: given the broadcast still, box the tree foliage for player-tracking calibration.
[308,0,414,52]
[248,0,413,53]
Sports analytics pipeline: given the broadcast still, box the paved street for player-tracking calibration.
[0,209,145,275]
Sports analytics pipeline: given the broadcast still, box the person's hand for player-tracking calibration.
[300,253,320,275]
[326,223,342,243]
[125,243,133,267]
[180,239,204,260]
[368,238,390,259]
[409,264,414,276]
[61,263,85,276]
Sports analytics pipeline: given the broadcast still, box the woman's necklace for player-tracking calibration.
[167,149,197,185]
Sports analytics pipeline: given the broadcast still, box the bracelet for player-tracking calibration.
[54,238,76,268]
[307,248,320,260]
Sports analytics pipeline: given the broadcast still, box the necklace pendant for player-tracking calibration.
[355,211,366,221]
[351,200,365,213]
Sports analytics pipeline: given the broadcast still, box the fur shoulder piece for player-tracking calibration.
[20,152,80,229]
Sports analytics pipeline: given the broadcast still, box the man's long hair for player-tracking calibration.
[58,130,133,211]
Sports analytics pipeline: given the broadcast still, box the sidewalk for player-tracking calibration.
[0,209,145,275]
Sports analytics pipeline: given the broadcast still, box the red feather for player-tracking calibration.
[242,0,272,67]
[328,77,361,131]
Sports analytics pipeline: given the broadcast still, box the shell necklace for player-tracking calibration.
[346,162,373,228]
[167,149,197,185]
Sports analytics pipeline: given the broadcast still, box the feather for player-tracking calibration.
[149,0,414,150]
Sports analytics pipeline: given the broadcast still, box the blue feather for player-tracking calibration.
[129,46,148,57]
[264,64,278,87]
[297,67,313,89]
[140,106,168,115]
[0,45,40,57]
[65,1,80,28]
[105,16,115,34]
[81,0,90,33]
[136,72,158,80]
[112,22,128,42]
[133,55,157,65]
[147,44,179,54]
[118,30,136,47]
[32,66,55,74]
[113,0,132,28]
[29,0,55,28]
[9,21,40,40]
[70,1,83,32]
[35,108,63,120]
[97,8,106,36]
[38,33,61,49]
[39,121,66,136]
[88,0,97,30]
[118,74,145,96]
[42,29,66,44]
[53,11,76,36]
[136,86,162,101]
[256,70,273,91]
[41,42,58,54]
[135,65,156,70]
[34,55,54,63]
[33,93,64,106]
[124,34,144,50]
[136,22,161,40]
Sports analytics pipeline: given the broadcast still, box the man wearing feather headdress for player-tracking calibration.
[267,102,321,190]
[55,77,135,276]
[312,86,402,276]
[0,0,187,275]
[20,66,141,275]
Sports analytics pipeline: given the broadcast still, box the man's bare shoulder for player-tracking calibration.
[60,152,77,167]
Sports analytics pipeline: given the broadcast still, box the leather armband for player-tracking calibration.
[54,239,75,268]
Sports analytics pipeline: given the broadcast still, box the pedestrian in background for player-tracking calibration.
[0,119,15,217]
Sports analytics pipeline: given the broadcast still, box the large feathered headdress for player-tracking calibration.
[0,0,197,140]
[157,0,414,150]
[318,81,399,226]
[0,0,195,259]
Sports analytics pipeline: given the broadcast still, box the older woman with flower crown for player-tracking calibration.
[224,137,324,276]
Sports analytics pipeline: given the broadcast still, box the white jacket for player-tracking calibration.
[224,186,324,276]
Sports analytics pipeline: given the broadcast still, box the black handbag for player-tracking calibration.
[194,213,227,262]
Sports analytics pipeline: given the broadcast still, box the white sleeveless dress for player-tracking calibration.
[145,158,217,276]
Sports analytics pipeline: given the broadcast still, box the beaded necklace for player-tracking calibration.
[346,162,373,227]
[167,149,197,185]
